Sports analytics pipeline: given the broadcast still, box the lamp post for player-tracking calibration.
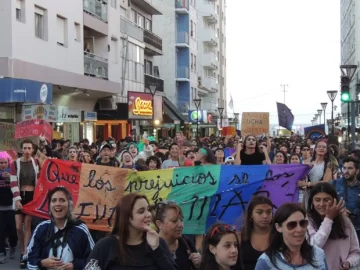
[193,98,202,141]
[148,83,157,134]
[340,65,357,149]
[234,112,239,130]
[327,90,338,136]
[317,109,323,124]
[217,107,224,136]
[320,102,327,132]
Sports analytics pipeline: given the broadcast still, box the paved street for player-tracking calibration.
[0,247,21,270]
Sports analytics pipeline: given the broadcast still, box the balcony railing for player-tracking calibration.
[203,28,218,45]
[203,53,218,70]
[84,52,108,79]
[144,29,163,53]
[84,0,108,22]
[145,73,164,92]
[120,17,143,41]
[175,0,189,11]
[203,76,218,91]
[176,66,189,79]
[176,31,189,45]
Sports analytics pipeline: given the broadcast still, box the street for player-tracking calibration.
[0,247,21,270]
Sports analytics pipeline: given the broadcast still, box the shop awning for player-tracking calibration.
[163,97,186,122]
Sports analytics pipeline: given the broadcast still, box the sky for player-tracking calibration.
[226,0,341,126]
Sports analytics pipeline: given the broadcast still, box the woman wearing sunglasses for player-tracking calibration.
[154,201,201,269]
[255,203,327,270]
[240,196,273,270]
[199,223,241,270]
[307,183,360,270]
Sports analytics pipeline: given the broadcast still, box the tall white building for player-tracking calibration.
[0,0,165,142]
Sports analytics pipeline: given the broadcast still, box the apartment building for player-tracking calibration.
[196,0,227,118]
[0,0,165,142]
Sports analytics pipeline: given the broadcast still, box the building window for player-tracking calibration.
[216,5,219,15]
[34,6,45,40]
[120,7,127,18]
[110,0,117,8]
[136,46,140,62]
[193,23,196,39]
[191,53,193,71]
[130,9,136,23]
[145,60,152,75]
[145,19,151,31]
[56,15,66,46]
[137,14,144,28]
[111,38,118,63]
[194,55,196,71]
[190,0,196,7]
[74,22,80,41]
[190,20,194,37]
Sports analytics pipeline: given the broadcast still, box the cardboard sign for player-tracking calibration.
[241,112,269,135]
[23,160,309,234]
[0,122,17,151]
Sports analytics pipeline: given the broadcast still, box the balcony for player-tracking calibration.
[176,66,190,80]
[145,73,164,92]
[120,17,143,42]
[203,77,219,92]
[144,29,163,56]
[176,32,189,47]
[84,52,108,80]
[204,13,218,24]
[175,0,189,14]
[203,28,218,46]
[131,0,161,15]
[83,0,108,22]
[203,53,218,70]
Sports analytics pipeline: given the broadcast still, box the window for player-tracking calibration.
[56,15,66,46]
[120,7,127,17]
[193,23,196,39]
[191,53,193,70]
[74,22,80,41]
[145,19,151,31]
[34,6,45,40]
[130,9,136,23]
[111,38,118,63]
[216,5,219,15]
[190,20,193,37]
[190,0,196,7]
[137,14,144,28]
[194,55,196,71]
[135,63,138,80]
[110,0,117,8]
[145,60,152,75]
[136,46,140,62]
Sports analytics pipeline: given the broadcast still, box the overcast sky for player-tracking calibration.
[226,0,341,126]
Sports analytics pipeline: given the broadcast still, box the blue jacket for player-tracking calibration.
[27,220,95,270]
[331,178,360,231]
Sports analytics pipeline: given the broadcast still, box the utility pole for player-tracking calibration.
[280,84,288,105]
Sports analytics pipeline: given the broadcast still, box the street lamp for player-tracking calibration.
[193,98,202,141]
[317,109,323,124]
[320,102,327,131]
[327,90,338,136]
[217,107,224,135]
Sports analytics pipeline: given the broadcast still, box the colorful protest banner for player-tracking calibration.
[15,119,52,142]
[23,161,310,234]
[241,112,270,135]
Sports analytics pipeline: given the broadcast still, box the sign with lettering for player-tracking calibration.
[128,91,153,120]
[0,122,17,151]
[15,120,53,142]
[241,112,269,135]
[22,105,57,122]
[23,161,310,233]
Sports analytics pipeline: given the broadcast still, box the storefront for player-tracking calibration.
[81,111,97,143]
[56,106,81,143]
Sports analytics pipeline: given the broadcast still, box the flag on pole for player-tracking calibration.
[276,102,294,131]
[229,95,234,110]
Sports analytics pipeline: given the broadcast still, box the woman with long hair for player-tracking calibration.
[255,203,328,269]
[273,151,288,164]
[199,222,241,270]
[26,187,94,270]
[307,182,360,269]
[154,201,201,269]
[234,135,271,165]
[85,193,177,270]
[82,150,94,164]
[146,156,161,170]
[195,147,216,165]
[240,196,273,270]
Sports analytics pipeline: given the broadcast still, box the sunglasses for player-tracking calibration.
[155,200,176,209]
[302,148,310,151]
[285,219,308,231]
[210,224,236,239]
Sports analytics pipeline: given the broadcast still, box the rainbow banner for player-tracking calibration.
[23,159,310,234]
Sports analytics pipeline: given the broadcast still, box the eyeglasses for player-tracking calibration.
[302,148,310,151]
[285,219,308,231]
[210,224,236,239]
[0,162,8,164]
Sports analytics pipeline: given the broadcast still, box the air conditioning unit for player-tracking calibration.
[99,96,117,110]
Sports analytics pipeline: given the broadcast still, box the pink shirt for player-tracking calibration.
[308,217,360,269]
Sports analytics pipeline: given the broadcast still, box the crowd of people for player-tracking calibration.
[0,132,359,269]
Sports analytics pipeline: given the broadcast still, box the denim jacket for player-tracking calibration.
[331,178,360,231]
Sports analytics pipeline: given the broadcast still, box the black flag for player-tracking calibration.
[277,102,294,131]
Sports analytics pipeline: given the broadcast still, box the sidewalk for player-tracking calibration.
[0,247,21,270]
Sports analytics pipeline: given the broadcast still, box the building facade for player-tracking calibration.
[0,0,166,143]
